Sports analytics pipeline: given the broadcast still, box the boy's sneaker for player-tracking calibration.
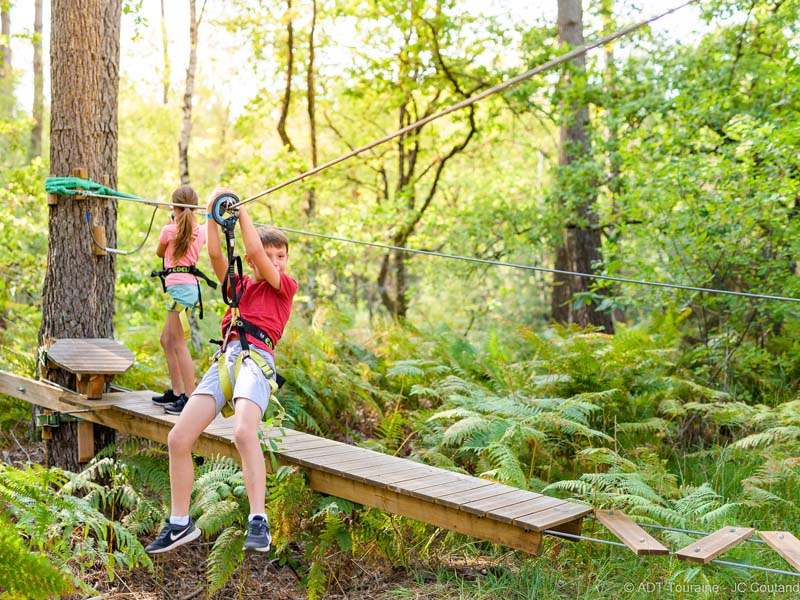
[244,515,271,552]
[152,389,178,405]
[144,519,201,554]
[164,394,189,415]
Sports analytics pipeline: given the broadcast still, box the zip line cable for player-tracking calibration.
[230,0,698,210]
[272,224,800,304]
[47,0,800,305]
[48,0,697,214]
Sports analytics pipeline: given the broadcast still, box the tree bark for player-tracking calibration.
[178,0,204,184]
[160,0,170,105]
[551,0,614,333]
[303,0,318,311]
[42,0,122,471]
[277,0,296,152]
[29,0,44,159]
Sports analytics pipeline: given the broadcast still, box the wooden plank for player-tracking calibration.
[349,462,436,482]
[461,489,535,515]
[282,443,362,460]
[436,483,518,507]
[595,509,669,556]
[47,338,134,375]
[491,496,564,523]
[77,421,95,462]
[760,531,800,572]
[410,477,496,500]
[276,438,352,453]
[392,472,464,495]
[675,526,755,564]
[358,466,442,486]
[514,502,592,532]
[306,467,542,555]
[0,370,89,413]
[307,454,397,473]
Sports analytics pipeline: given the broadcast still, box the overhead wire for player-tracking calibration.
[48,0,800,306]
[230,0,698,210]
[270,224,800,304]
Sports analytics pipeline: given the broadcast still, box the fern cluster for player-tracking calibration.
[0,461,151,596]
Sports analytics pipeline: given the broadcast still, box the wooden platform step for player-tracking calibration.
[675,526,755,564]
[595,509,669,556]
[760,531,800,572]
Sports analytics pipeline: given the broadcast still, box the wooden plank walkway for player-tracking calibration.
[0,372,591,555]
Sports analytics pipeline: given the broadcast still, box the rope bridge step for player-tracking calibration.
[760,531,800,572]
[594,509,669,556]
[675,526,755,564]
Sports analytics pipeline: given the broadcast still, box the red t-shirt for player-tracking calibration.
[221,272,298,355]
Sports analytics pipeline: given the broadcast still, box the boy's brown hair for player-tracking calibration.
[257,226,289,252]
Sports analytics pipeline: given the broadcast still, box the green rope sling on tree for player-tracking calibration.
[44,177,142,200]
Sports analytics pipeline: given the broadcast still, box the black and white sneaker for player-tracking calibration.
[144,519,201,554]
[243,516,271,552]
[164,394,189,415]
[152,389,178,405]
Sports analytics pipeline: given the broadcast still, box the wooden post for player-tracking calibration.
[92,225,107,256]
[77,420,95,462]
[71,167,88,200]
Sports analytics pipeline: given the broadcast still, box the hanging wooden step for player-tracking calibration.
[675,526,754,564]
[594,509,669,556]
[760,531,800,572]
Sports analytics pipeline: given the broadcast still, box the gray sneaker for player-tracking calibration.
[145,519,201,554]
[244,515,271,552]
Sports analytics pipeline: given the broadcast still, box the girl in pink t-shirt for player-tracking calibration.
[151,185,207,407]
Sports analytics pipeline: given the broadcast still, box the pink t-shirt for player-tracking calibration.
[220,272,298,355]
[158,223,206,286]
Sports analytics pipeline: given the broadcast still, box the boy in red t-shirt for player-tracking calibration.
[145,187,297,555]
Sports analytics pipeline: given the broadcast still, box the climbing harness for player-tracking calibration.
[210,193,285,422]
[150,261,218,320]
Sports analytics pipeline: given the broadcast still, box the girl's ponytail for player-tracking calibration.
[171,185,199,260]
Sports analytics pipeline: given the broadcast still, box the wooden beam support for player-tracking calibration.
[77,420,95,462]
[306,468,543,556]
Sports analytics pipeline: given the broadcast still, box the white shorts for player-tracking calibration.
[192,341,276,417]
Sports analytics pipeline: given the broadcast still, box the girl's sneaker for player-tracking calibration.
[164,394,189,415]
[152,389,178,405]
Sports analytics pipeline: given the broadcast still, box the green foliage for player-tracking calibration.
[0,514,73,599]
[0,462,151,596]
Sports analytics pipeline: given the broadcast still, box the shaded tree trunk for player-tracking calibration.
[29,0,44,159]
[178,0,204,184]
[41,0,121,471]
[551,0,614,332]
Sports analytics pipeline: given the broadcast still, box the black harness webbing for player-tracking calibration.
[151,261,218,319]
[216,213,284,389]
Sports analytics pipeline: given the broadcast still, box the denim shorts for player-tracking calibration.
[165,284,199,311]
[192,341,276,417]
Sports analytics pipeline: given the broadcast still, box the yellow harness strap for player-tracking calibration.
[218,349,284,423]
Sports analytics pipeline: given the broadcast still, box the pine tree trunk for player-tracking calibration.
[29,0,44,160]
[551,0,614,333]
[42,0,122,471]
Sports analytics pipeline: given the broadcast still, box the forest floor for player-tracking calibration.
[2,433,494,600]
